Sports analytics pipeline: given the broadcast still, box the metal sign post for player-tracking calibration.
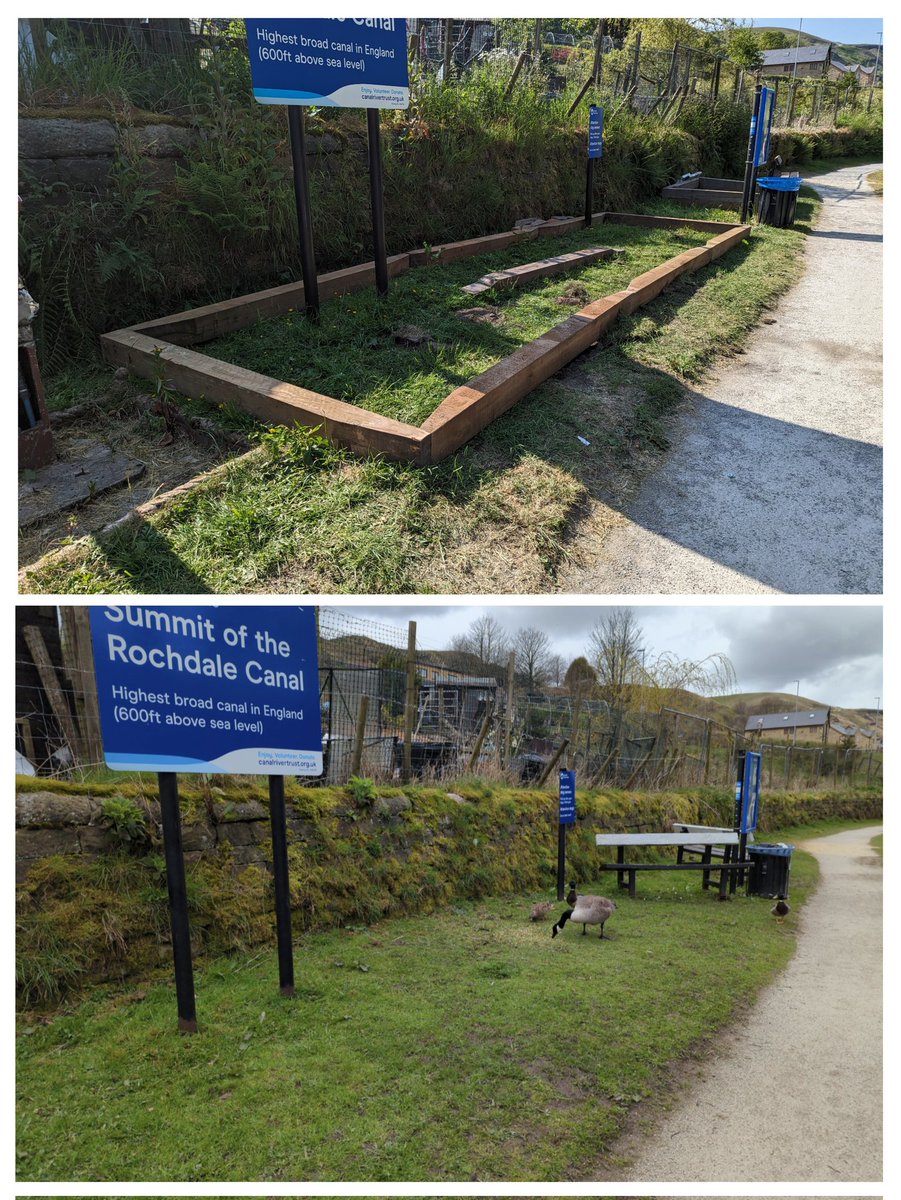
[557,769,577,899]
[89,605,323,1030]
[585,105,604,227]
[287,107,320,321]
[740,85,763,224]
[158,771,197,1032]
[246,18,410,307]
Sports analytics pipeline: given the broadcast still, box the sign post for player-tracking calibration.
[246,18,410,309]
[740,85,774,224]
[733,750,762,892]
[89,605,322,1028]
[557,769,577,900]
[585,105,604,227]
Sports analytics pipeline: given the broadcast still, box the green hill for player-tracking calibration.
[753,26,882,70]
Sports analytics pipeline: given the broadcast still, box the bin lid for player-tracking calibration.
[757,177,802,192]
[748,842,794,856]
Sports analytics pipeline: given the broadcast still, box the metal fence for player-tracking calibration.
[19,17,882,131]
[15,605,883,792]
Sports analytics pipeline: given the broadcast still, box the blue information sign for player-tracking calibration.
[739,751,763,834]
[246,18,409,109]
[90,606,322,775]
[559,769,577,824]
[751,87,775,168]
[588,105,604,159]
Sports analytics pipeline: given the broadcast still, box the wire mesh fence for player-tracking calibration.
[19,17,882,131]
[15,605,883,793]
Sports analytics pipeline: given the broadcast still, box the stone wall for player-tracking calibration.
[19,115,196,194]
[15,788,270,883]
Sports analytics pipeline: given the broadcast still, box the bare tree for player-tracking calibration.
[587,608,646,713]
[547,653,565,688]
[514,626,552,692]
[455,614,510,668]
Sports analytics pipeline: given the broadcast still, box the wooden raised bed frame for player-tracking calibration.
[101,211,751,466]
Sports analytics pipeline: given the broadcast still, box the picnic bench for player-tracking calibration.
[595,830,753,899]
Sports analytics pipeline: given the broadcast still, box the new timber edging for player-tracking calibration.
[101,212,752,466]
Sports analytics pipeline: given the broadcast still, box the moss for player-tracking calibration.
[17,781,880,1009]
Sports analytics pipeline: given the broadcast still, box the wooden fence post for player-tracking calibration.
[467,698,495,773]
[537,738,570,787]
[503,651,516,767]
[350,694,369,777]
[403,621,417,782]
[23,626,83,768]
[442,19,453,81]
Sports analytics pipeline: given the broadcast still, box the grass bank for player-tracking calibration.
[17,847,820,1182]
[21,192,819,595]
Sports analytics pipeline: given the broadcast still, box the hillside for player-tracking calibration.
[710,691,882,737]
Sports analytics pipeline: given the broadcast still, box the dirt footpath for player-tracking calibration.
[560,161,883,595]
[619,825,883,1182]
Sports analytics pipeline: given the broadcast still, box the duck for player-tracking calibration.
[551,887,617,939]
[530,900,554,922]
[771,896,790,924]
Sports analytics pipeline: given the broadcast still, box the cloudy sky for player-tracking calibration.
[330,603,882,710]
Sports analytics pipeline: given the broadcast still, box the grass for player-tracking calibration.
[21,194,819,595]
[17,848,820,1182]
[867,169,883,195]
[204,222,711,426]
[870,833,883,858]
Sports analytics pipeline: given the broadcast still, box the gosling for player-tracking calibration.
[771,895,790,924]
[530,900,554,922]
[552,890,617,939]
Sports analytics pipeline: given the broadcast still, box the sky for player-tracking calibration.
[742,19,883,45]
[331,604,883,710]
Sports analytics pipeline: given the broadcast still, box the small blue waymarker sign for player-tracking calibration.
[246,17,409,109]
[751,86,775,167]
[90,606,322,775]
[740,751,763,834]
[559,769,577,824]
[588,105,604,159]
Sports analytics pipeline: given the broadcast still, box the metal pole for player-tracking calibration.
[584,156,595,228]
[740,84,763,224]
[556,820,566,901]
[158,772,197,1032]
[366,108,389,299]
[287,106,320,322]
[268,774,295,997]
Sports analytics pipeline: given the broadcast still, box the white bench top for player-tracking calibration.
[595,831,741,847]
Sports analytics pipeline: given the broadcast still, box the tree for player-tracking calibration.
[728,28,764,71]
[453,614,510,668]
[587,608,646,714]
[514,626,552,692]
[563,655,597,696]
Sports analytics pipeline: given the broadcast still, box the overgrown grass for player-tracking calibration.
[21,193,818,595]
[17,851,819,1182]
[867,169,883,195]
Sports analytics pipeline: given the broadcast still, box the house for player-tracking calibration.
[760,43,833,78]
[745,708,831,743]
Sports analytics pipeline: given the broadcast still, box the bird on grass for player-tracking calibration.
[771,895,790,924]
[551,885,617,939]
[530,900,554,922]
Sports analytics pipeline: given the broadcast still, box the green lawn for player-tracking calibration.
[18,847,819,1182]
[22,195,818,595]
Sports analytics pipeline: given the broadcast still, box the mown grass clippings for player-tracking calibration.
[21,196,819,596]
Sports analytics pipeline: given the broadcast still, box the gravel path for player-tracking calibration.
[621,825,883,1182]
[560,162,883,595]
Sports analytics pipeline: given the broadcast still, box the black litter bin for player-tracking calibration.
[756,177,802,228]
[747,843,794,897]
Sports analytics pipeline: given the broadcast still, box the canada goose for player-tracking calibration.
[530,900,554,922]
[771,896,790,923]
[551,890,617,939]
